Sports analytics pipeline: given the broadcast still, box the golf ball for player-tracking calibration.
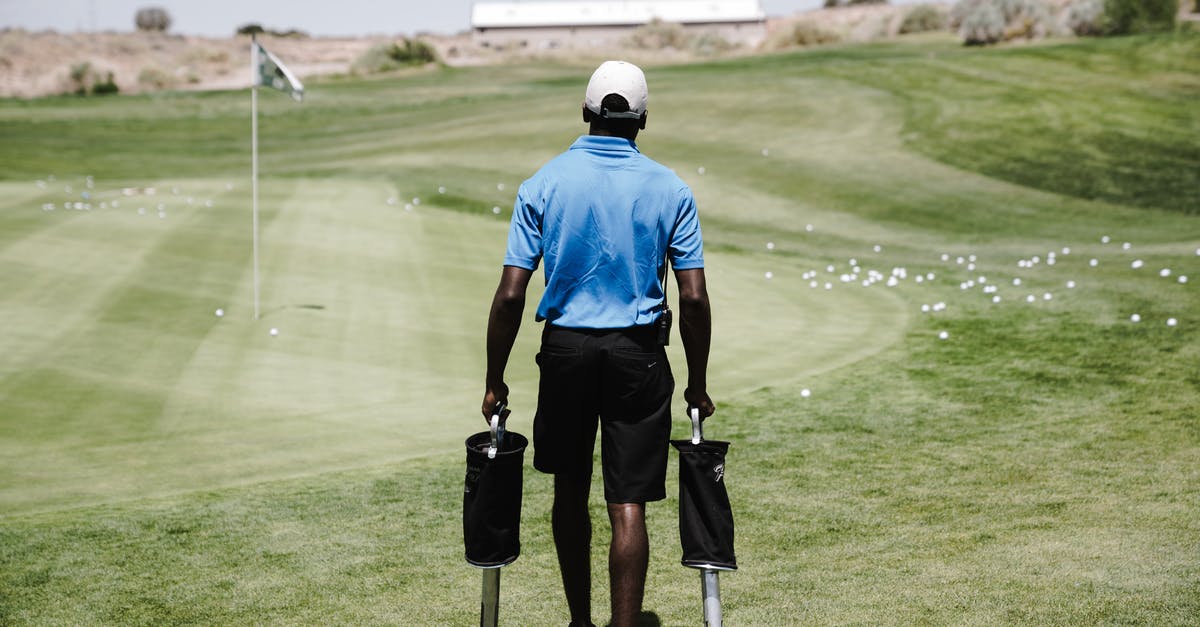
[1160,268,1171,277]
[992,295,1001,303]
[1089,259,1099,267]
[438,186,446,194]
[412,197,420,205]
[806,224,814,232]
[761,148,770,157]
[1167,318,1178,327]
[697,166,706,175]
[938,331,949,340]
[269,327,279,336]
[1062,247,1071,255]
[1101,235,1110,244]
[873,245,882,253]
[497,183,505,191]
[1066,280,1076,289]
[492,206,501,214]
[1013,278,1022,286]
[215,308,224,317]
[766,241,775,250]
[1131,260,1144,269]
[1122,242,1131,250]
[1130,314,1141,323]
[941,254,950,262]
[1026,295,1036,303]
[800,388,811,398]
[926,273,935,281]
[764,271,773,280]
[1043,292,1053,301]
[1179,276,1188,284]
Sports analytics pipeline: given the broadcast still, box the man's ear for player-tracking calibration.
[582,104,593,123]
[639,111,648,130]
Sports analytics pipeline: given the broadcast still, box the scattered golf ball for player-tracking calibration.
[824,283,832,290]
[805,224,814,232]
[412,197,420,205]
[938,330,949,340]
[1066,280,1076,289]
[1026,294,1036,303]
[697,166,706,175]
[1195,248,1200,256]
[1089,258,1099,267]
[967,263,976,271]
[496,183,505,191]
[809,280,818,288]
[764,271,773,280]
[992,295,1002,303]
[1131,260,1144,269]
[926,272,935,281]
[800,388,811,398]
[492,206,501,214]
[269,327,279,336]
[761,148,770,157]
[1013,278,1022,286]
[386,197,397,205]
[1166,318,1178,327]
[1122,242,1131,250]
[438,186,446,194]
[873,245,882,253]
[1043,292,1053,301]
[1061,247,1071,255]
[941,253,950,262]
[1179,276,1188,284]
[826,265,835,273]
[1130,314,1141,323]
[766,241,775,250]
[969,254,977,262]
[1101,235,1110,243]
[215,308,224,317]
[1159,268,1171,277]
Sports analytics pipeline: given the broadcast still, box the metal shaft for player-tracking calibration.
[702,569,722,627]
[480,568,501,627]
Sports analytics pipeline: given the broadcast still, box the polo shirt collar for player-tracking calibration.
[570,135,640,154]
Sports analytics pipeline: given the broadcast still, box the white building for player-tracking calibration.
[471,0,767,49]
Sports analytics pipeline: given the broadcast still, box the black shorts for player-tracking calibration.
[532,324,674,503]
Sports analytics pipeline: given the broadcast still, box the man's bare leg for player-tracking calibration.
[554,474,593,626]
[607,502,649,627]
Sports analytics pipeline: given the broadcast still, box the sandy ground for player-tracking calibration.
[0,4,920,99]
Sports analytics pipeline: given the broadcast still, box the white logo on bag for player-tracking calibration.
[713,464,724,482]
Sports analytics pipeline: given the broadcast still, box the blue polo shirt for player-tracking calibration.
[504,135,704,329]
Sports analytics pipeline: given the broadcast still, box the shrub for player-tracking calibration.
[1104,0,1177,34]
[952,0,1052,44]
[92,72,119,95]
[1064,0,1106,35]
[899,4,948,33]
[134,7,171,32]
[626,19,690,49]
[790,20,843,46]
[138,67,177,89]
[352,39,436,73]
[237,23,265,36]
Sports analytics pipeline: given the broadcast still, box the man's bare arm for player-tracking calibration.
[675,268,714,419]
[482,265,533,421]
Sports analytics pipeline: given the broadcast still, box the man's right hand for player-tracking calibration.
[482,383,510,423]
[684,387,715,421]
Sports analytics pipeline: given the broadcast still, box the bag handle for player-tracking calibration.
[488,402,507,459]
[690,407,703,445]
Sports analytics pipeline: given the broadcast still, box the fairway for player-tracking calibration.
[2,33,1199,624]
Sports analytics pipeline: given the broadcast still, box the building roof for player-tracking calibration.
[471,0,766,29]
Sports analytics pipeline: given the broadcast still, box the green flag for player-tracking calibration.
[253,41,304,102]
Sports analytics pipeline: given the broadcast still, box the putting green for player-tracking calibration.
[0,174,904,514]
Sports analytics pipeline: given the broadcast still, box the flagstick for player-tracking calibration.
[251,35,261,320]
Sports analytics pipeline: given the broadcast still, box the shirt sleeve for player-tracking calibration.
[668,186,704,270]
[503,181,543,271]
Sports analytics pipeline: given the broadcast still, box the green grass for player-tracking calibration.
[1,33,1199,624]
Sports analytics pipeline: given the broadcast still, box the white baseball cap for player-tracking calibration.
[584,60,648,120]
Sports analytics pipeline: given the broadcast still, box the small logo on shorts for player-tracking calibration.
[713,464,724,482]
